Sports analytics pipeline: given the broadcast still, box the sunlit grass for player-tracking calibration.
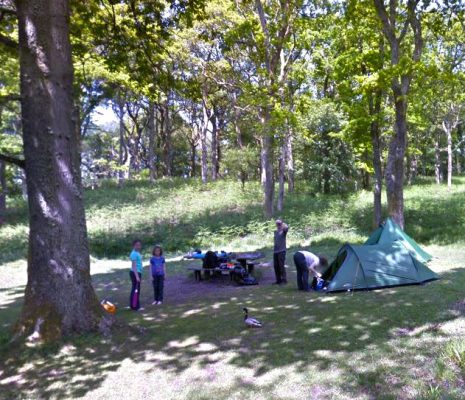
[0,176,465,399]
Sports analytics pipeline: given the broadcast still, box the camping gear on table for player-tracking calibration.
[322,242,438,292]
[185,249,230,261]
[365,217,432,263]
[185,249,262,285]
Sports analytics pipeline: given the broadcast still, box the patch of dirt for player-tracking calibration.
[162,264,279,306]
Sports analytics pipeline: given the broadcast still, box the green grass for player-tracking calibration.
[1,177,465,399]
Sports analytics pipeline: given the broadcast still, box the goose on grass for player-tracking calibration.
[243,307,262,328]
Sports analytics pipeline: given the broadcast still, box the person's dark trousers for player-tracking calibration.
[152,274,165,302]
[273,251,287,283]
[129,271,142,310]
[294,252,309,291]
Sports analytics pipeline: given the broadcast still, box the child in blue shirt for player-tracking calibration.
[129,239,143,310]
[150,245,166,305]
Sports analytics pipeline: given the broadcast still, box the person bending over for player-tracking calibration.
[273,219,289,284]
[293,250,328,291]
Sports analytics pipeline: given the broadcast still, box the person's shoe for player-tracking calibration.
[157,301,163,305]
[152,301,157,305]
[280,280,288,285]
[272,281,282,285]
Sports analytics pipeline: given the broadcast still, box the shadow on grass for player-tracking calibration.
[1,258,464,399]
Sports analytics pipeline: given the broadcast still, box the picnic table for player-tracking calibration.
[233,252,265,274]
[185,251,266,282]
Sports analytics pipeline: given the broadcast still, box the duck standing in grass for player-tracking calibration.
[243,308,262,328]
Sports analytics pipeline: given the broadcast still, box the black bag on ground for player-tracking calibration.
[232,265,258,285]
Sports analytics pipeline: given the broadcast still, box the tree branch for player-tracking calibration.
[0,32,18,53]
[373,0,397,46]
[0,93,20,104]
[0,6,16,15]
[0,153,25,169]
[254,0,271,73]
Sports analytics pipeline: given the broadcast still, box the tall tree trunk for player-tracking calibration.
[285,124,294,192]
[277,144,285,212]
[217,116,223,178]
[190,141,197,178]
[260,108,274,217]
[117,95,126,185]
[147,102,156,183]
[0,160,6,221]
[260,146,267,186]
[443,122,453,189]
[162,100,172,177]
[409,154,418,184]
[233,93,243,148]
[434,133,442,184]
[373,0,423,230]
[370,89,383,227]
[15,0,102,342]
[211,113,218,181]
[385,90,407,229]
[200,101,209,184]
[458,123,464,175]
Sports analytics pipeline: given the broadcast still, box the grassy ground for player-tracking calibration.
[0,177,465,399]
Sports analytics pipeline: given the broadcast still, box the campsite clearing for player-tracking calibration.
[1,178,465,399]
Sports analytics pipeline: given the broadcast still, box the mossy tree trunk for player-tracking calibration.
[15,0,102,342]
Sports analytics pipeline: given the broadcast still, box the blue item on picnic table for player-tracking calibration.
[188,250,230,260]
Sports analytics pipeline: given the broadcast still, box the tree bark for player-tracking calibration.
[0,160,6,221]
[285,124,294,192]
[260,108,274,217]
[277,144,285,212]
[211,112,218,181]
[190,141,197,178]
[200,99,209,184]
[385,89,407,229]
[369,89,383,227]
[162,100,172,177]
[444,123,453,189]
[373,0,423,229]
[147,102,156,183]
[233,92,243,148]
[434,133,442,184]
[117,95,126,185]
[15,0,102,342]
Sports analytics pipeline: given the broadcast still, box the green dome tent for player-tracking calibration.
[322,242,438,292]
[365,218,433,263]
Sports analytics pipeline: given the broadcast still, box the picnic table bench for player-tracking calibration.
[186,264,232,282]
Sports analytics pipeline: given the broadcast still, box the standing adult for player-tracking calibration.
[293,250,328,291]
[273,219,289,284]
